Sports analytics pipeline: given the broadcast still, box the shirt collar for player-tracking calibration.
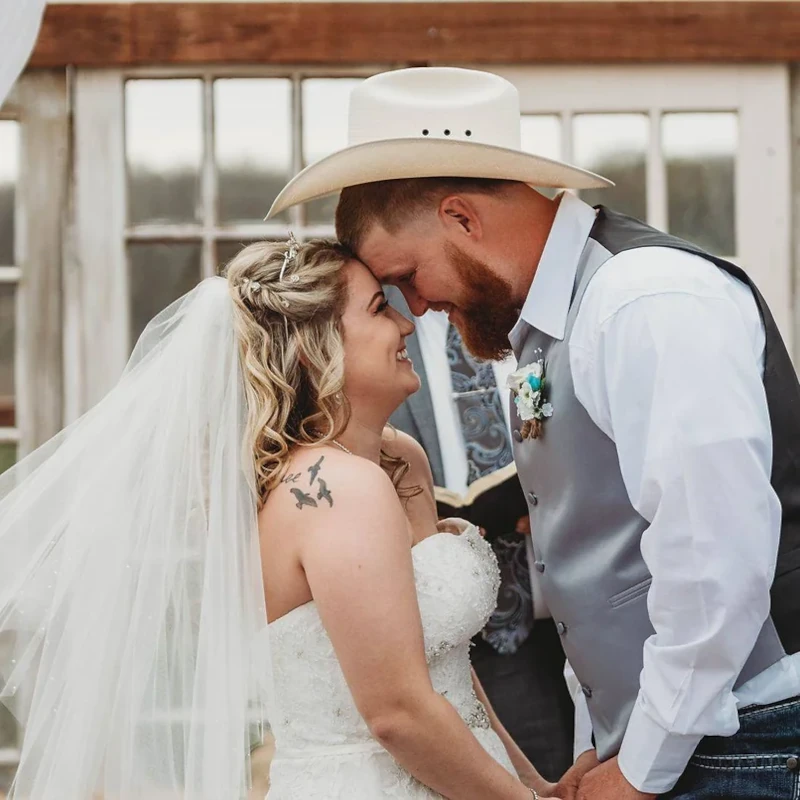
[508,191,597,352]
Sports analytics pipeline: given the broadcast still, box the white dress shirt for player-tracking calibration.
[415,312,551,620]
[512,191,800,794]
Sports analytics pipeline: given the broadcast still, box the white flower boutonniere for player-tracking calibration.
[506,357,553,440]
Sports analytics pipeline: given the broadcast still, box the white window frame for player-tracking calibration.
[70,65,388,419]
[0,69,69,778]
[0,88,22,472]
[71,63,793,407]
[491,63,793,350]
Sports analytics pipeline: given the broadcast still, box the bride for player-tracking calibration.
[0,237,558,799]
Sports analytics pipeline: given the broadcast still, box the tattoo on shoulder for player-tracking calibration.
[316,478,333,508]
[287,455,335,510]
[308,456,324,485]
[290,488,318,509]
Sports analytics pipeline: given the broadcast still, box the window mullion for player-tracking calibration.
[290,73,304,234]
[201,75,217,278]
[647,108,667,231]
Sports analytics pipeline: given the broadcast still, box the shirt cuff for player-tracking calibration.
[573,690,595,760]
[617,699,703,794]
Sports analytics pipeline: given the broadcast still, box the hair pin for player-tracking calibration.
[279,232,300,282]
[241,277,262,293]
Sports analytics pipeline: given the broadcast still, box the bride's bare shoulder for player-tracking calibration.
[263,445,398,522]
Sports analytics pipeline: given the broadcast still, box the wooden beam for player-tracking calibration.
[31,4,132,68]
[27,2,800,68]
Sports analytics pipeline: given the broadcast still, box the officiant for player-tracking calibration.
[388,286,574,783]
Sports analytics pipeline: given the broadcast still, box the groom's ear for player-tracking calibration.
[438,195,483,241]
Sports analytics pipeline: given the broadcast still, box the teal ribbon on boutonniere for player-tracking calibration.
[507,355,553,440]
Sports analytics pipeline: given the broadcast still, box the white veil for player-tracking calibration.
[0,276,272,799]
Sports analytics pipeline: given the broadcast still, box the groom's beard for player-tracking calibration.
[445,242,519,362]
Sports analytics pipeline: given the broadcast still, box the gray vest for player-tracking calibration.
[511,209,790,760]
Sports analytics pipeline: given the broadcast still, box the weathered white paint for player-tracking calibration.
[16,70,68,453]
[735,64,792,353]
[66,69,128,422]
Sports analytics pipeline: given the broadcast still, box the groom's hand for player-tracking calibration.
[576,756,656,800]
[553,749,600,800]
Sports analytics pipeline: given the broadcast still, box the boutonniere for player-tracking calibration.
[506,357,553,440]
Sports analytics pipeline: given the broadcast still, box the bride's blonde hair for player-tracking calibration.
[224,239,416,507]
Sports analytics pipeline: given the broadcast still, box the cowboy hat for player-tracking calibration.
[266,66,612,219]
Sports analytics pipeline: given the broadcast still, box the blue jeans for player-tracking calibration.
[664,695,800,799]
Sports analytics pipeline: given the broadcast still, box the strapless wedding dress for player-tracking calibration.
[265,524,517,798]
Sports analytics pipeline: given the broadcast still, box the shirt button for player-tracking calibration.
[556,621,567,636]
[534,561,545,573]
[787,756,799,772]
[527,491,538,506]
[581,685,593,699]
[513,429,523,443]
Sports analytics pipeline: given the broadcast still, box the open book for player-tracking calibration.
[434,462,529,540]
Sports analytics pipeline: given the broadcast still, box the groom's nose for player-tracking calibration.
[400,286,430,317]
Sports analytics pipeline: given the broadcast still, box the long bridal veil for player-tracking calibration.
[0,276,272,798]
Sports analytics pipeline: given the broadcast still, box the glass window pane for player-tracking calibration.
[574,113,648,220]
[0,120,19,266]
[520,115,561,199]
[0,442,16,476]
[216,240,261,274]
[128,243,202,347]
[302,78,364,225]
[0,691,17,747]
[215,79,291,225]
[663,112,737,255]
[0,762,16,796]
[126,80,203,226]
[0,626,18,742]
[0,283,15,428]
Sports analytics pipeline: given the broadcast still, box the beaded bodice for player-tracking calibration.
[267,524,501,752]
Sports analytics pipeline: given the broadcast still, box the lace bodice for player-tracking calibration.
[265,524,514,798]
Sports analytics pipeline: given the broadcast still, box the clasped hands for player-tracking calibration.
[534,750,657,800]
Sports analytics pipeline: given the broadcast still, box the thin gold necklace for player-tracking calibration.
[331,439,353,455]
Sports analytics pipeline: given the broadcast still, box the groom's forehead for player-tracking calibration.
[358,231,416,280]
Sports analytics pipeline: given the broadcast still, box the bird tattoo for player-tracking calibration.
[290,488,318,510]
[308,456,325,486]
[316,478,333,507]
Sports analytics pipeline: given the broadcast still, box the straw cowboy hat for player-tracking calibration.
[266,66,612,219]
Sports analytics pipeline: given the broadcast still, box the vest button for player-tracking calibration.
[513,429,523,443]
[788,756,799,772]
[581,685,593,699]
[527,492,538,506]
[556,621,567,636]
[534,561,545,573]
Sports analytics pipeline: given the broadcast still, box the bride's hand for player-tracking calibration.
[530,782,562,799]
[436,517,472,536]
[518,770,560,799]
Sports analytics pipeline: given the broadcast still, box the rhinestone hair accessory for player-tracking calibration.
[240,277,262,293]
[279,232,300,282]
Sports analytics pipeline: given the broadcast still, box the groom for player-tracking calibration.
[268,67,800,799]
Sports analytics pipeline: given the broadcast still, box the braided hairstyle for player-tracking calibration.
[224,239,418,507]
[225,239,350,505]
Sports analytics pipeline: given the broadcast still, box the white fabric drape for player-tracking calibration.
[0,277,272,799]
[0,0,47,107]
